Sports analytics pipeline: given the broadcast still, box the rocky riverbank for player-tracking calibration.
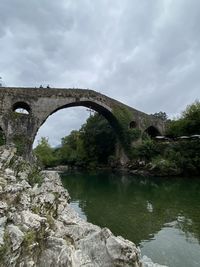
[0,146,166,267]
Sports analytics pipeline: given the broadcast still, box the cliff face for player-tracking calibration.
[0,146,142,267]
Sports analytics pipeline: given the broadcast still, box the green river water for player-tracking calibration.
[61,171,200,267]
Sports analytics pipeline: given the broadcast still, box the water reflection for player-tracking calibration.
[141,222,200,267]
[61,171,200,266]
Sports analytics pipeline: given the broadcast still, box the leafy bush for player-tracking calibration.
[150,157,180,176]
[167,100,200,136]
[132,139,160,161]
[34,137,57,168]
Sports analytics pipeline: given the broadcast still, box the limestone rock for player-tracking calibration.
[76,228,141,267]
[21,210,46,229]
[0,147,146,267]
[0,201,8,215]
[0,216,7,246]
[7,224,24,251]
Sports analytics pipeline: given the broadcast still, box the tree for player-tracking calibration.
[152,111,168,121]
[167,100,200,136]
[182,100,200,134]
[59,130,86,166]
[34,137,56,167]
[58,113,117,167]
[80,113,117,165]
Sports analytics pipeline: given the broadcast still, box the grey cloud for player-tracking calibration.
[0,0,199,144]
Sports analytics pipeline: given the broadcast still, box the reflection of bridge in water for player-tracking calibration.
[0,87,166,161]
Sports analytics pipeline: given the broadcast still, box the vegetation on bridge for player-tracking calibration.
[112,104,141,153]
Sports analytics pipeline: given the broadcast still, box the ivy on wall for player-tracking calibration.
[112,105,141,155]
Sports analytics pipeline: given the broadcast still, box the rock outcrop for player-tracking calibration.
[0,146,168,267]
[0,146,142,267]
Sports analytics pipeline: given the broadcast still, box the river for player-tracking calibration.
[61,171,200,267]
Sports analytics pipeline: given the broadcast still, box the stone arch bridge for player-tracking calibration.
[0,87,166,162]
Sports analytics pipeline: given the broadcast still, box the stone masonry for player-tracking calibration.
[0,87,166,160]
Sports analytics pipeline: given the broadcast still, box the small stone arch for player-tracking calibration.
[12,101,31,115]
[129,121,137,129]
[144,126,161,138]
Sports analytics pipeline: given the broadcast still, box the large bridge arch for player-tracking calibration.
[38,100,117,129]
[0,87,167,162]
[33,100,128,163]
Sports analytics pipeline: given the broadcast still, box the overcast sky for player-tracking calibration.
[0,0,199,146]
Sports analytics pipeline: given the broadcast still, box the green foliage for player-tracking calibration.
[23,223,48,250]
[152,111,168,121]
[59,130,86,166]
[59,113,117,167]
[132,139,160,161]
[168,140,200,174]
[183,100,200,119]
[112,105,133,128]
[151,157,180,176]
[167,100,200,136]
[23,230,37,247]
[13,135,25,155]
[128,128,141,141]
[34,137,56,167]
[34,114,117,168]
[112,105,141,152]
[132,139,200,175]
[80,113,117,165]
[182,100,200,134]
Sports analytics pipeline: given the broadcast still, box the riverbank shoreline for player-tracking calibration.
[46,164,200,178]
[0,146,147,267]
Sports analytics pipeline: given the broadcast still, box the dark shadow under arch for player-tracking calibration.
[13,101,31,114]
[129,121,137,129]
[144,126,161,138]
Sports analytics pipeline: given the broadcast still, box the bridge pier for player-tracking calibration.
[115,142,129,165]
[1,112,38,161]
